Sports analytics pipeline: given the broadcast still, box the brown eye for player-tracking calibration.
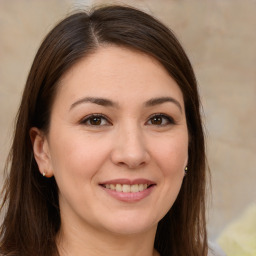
[81,114,110,126]
[89,116,102,125]
[151,116,163,125]
[147,114,174,126]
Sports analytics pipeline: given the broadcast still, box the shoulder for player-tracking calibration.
[217,203,256,255]
[208,241,226,256]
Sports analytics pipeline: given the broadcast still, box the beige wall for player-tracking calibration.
[1,0,255,242]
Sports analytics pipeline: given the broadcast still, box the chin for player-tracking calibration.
[99,214,159,236]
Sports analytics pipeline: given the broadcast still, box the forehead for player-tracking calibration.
[55,45,184,108]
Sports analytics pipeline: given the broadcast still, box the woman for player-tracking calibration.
[0,5,209,256]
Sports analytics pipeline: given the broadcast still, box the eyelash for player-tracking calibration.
[146,113,175,126]
[80,114,111,126]
[80,113,175,127]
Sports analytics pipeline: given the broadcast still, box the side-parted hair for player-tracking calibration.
[0,5,208,256]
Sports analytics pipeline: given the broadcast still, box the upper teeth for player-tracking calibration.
[103,184,148,193]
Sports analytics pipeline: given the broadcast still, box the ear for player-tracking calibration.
[30,127,54,178]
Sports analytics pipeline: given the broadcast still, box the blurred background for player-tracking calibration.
[0,0,256,250]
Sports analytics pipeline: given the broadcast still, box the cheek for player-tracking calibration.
[151,134,188,175]
[149,133,188,213]
[48,131,110,185]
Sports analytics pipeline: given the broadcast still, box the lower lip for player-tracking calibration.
[100,185,155,202]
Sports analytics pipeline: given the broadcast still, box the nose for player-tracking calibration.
[110,125,150,169]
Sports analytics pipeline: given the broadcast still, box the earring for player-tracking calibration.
[42,172,46,177]
[184,166,188,176]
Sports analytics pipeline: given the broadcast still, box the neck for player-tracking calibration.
[57,219,159,256]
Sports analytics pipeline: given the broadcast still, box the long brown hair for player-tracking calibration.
[0,5,208,256]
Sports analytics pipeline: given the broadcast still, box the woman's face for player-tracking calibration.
[36,46,188,235]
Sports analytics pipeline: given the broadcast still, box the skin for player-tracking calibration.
[31,46,189,256]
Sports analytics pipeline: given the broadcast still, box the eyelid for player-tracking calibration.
[146,113,175,126]
[80,113,112,126]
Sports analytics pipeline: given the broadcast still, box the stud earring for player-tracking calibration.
[42,172,46,177]
[184,166,188,175]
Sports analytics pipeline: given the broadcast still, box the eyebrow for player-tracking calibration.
[70,97,118,110]
[70,96,182,112]
[145,97,182,113]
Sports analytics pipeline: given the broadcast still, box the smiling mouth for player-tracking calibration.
[99,179,156,202]
[102,184,149,193]
[100,183,154,193]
